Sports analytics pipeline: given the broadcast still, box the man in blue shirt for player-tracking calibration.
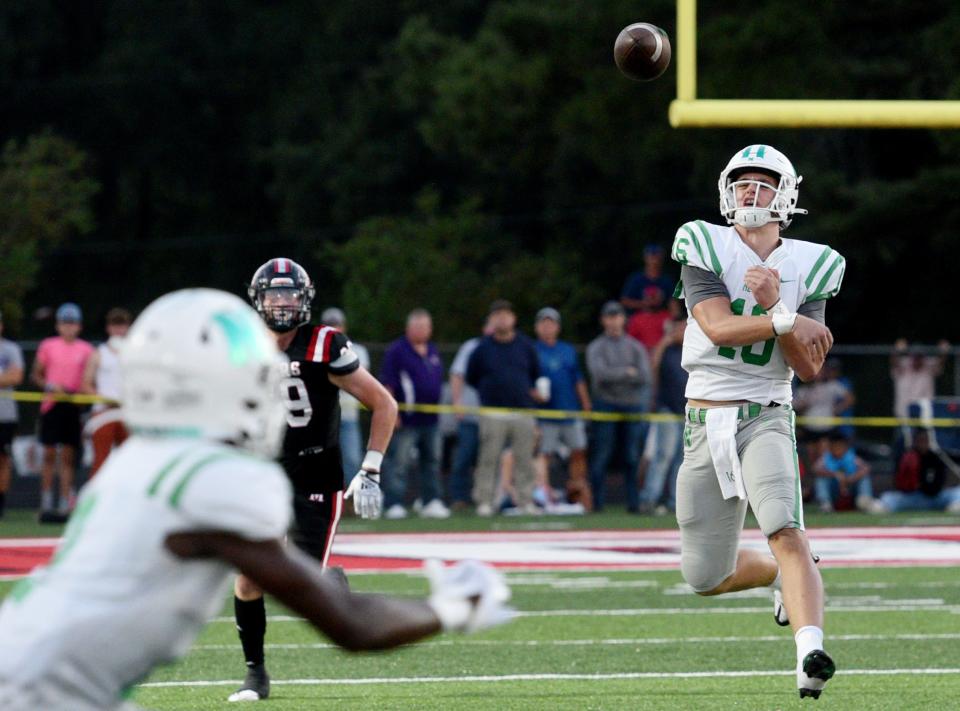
[466,300,544,516]
[620,244,676,315]
[812,432,878,513]
[380,309,449,519]
[534,308,592,510]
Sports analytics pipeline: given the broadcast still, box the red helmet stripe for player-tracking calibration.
[275,258,289,274]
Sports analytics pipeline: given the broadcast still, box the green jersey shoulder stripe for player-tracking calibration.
[168,452,237,509]
[679,224,708,268]
[804,246,833,289]
[809,253,845,300]
[694,221,723,276]
[804,256,846,303]
[146,449,194,497]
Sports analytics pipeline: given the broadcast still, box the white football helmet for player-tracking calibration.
[121,288,287,457]
[718,144,808,229]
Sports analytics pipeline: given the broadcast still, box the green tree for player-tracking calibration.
[328,188,603,342]
[0,133,99,328]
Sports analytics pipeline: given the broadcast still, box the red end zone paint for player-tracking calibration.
[5,527,960,578]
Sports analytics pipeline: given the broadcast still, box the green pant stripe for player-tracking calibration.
[790,410,803,528]
[804,246,833,289]
[694,221,723,276]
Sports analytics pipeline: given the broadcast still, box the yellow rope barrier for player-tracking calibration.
[2,390,957,428]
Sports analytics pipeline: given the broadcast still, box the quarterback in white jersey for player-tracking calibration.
[671,145,839,700]
[0,289,513,711]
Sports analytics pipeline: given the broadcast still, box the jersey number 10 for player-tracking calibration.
[718,298,775,366]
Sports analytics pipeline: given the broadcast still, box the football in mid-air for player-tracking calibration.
[614,23,671,81]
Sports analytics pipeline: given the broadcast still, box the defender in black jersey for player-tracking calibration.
[229,257,398,702]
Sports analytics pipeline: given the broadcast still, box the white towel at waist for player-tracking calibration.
[704,407,746,500]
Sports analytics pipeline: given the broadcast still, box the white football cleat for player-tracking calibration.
[773,589,790,627]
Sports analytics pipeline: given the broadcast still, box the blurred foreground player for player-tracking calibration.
[671,145,842,699]
[0,289,513,711]
[230,258,398,701]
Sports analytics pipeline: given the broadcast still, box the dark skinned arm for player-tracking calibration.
[165,532,439,652]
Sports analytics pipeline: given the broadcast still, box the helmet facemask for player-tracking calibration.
[247,259,315,333]
[718,145,808,230]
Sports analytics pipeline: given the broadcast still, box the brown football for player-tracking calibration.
[614,23,671,82]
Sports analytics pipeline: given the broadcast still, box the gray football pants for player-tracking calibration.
[676,403,803,593]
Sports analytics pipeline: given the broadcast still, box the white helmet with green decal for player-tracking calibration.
[719,144,808,229]
[121,288,287,457]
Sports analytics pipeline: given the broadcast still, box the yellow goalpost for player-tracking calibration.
[668,0,960,128]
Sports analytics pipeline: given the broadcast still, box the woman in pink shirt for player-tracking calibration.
[30,303,94,517]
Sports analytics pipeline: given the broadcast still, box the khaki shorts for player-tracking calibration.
[676,402,802,592]
[538,420,587,455]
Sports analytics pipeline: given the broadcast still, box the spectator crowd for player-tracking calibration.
[2,253,960,521]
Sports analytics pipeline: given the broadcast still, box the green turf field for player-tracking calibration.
[3,511,960,709]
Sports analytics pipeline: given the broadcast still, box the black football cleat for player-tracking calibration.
[228,663,270,702]
[798,649,835,700]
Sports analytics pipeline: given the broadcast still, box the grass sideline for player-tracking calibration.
[2,510,960,708]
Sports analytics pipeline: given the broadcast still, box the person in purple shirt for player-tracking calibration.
[380,309,450,520]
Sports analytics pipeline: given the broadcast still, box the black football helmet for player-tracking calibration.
[247,258,316,332]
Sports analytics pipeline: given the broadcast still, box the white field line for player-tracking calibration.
[191,632,960,652]
[211,603,960,624]
[139,668,960,688]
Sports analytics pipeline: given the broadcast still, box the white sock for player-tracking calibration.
[41,490,54,511]
[795,625,824,664]
[770,568,782,590]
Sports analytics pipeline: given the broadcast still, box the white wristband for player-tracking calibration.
[361,450,383,473]
[769,301,797,336]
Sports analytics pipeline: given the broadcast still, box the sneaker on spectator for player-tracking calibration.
[818,501,834,513]
[855,495,885,514]
[653,505,671,517]
[412,499,423,514]
[384,504,407,520]
[948,500,960,514]
[420,499,451,519]
[476,503,494,517]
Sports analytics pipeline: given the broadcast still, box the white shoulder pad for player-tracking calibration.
[671,220,727,277]
[794,241,846,303]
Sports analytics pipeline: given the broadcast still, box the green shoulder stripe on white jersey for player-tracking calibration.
[168,452,236,509]
[804,246,834,290]
[804,253,845,302]
[678,223,708,268]
[694,221,723,276]
[146,450,195,497]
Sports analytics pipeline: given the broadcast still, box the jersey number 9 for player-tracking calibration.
[280,376,313,427]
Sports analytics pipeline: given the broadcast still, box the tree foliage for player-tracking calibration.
[2,1,959,340]
[0,132,99,329]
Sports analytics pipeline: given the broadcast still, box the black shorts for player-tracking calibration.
[0,422,16,454]
[289,488,344,567]
[39,403,82,449]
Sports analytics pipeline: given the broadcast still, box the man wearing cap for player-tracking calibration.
[31,303,94,517]
[534,307,592,510]
[0,310,25,518]
[621,244,676,315]
[466,300,544,516]
[319,307,370,488]
[586,301,652,512]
